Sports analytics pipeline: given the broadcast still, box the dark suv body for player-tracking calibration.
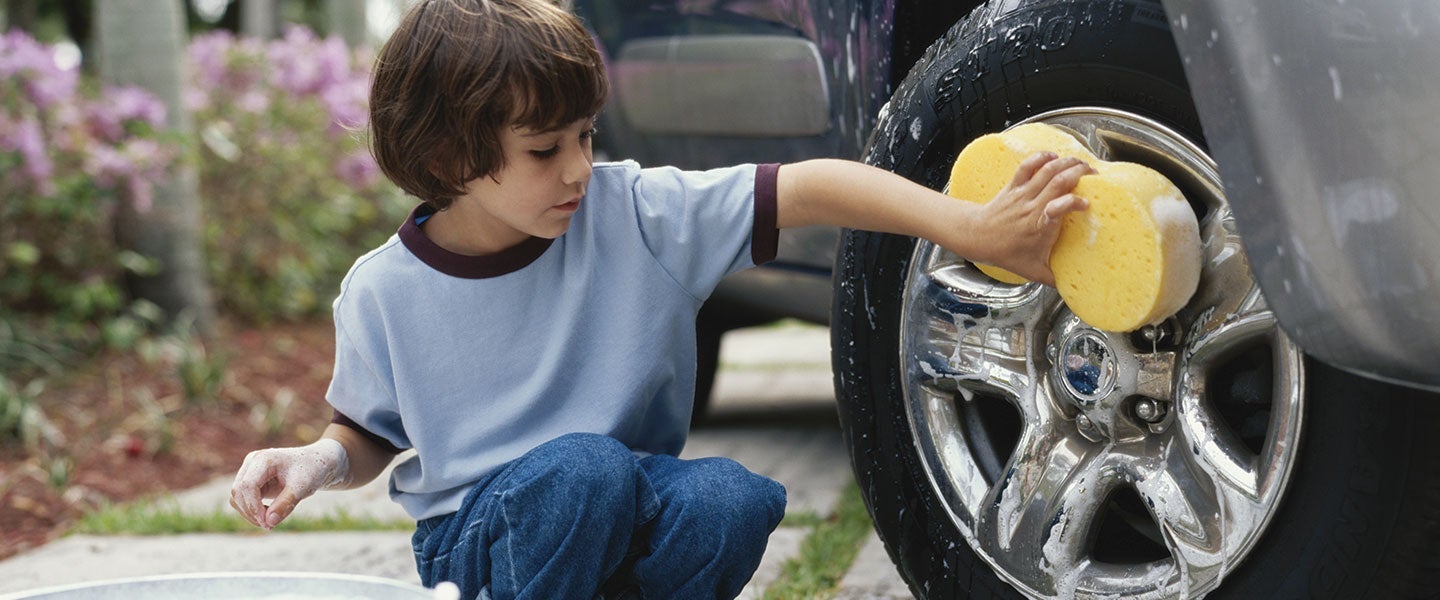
[576,0,1440,598]
[576,0,976,326]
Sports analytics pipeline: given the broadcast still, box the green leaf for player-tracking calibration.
[6,242,40,266]
[117,251,162,276]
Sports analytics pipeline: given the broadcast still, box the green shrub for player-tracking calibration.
[0,31,177,388]
[187,27,410,323]
[1,31,176,372]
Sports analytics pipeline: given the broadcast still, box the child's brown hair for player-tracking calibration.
[369,0,609,209]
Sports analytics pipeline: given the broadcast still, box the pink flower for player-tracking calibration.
[335,150,380,189]
[183,87,209,112]
[4,117,53,185]
[85,90,164,144]
[188,31,235,91]
[321,77,370,135]
[1,30,79,109]
[84,144,132,186]
[128,176,154,214]
[0,31,49,79]
[122,139,169,169]
[111,87,168,128]
[236,89,271,114]
[25,62,78,107]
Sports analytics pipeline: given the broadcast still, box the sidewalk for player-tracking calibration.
[0,323,912,598]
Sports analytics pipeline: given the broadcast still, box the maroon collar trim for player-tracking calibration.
[397,204,554,279]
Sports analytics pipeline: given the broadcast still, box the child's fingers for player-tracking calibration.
[231,452,278,527]
[230,455,261,526]
[1036,162,1094,204]
[228,496,260,528]
[1020,156,1087,199]
[265,488,303,529]
[1008,151,1059,189]
[1042,194,1089,224]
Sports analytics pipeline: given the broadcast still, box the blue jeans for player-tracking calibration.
[411,433,787,600]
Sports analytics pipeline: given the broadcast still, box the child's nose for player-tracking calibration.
[564,147,592,187]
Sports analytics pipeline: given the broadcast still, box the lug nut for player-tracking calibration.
[1075,414,1105,442]
[1133,318,1181,351]
[1134,398,1168,423]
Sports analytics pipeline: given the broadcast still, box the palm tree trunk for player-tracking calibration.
[325,0,366,48]
[241,0,277,39]
[4,0,37,32]
[94,0,216,333]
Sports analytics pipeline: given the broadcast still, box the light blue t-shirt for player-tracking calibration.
[326,161,779,520]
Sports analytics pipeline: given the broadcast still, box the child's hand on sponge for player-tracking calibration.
[950,123,1202,332]
[965,151,1095,287]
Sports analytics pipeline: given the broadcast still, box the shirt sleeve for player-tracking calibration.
[330,410,402,454]
[324,297,410,453]
[630,163,780,299]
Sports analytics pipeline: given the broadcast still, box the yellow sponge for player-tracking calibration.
[947,123,1201,332]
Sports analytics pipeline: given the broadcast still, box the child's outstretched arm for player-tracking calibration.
[776,154,1091,286]
[229,422,396,529]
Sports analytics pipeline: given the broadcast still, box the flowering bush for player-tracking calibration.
[187,26,409,322]
[0,31,174,332]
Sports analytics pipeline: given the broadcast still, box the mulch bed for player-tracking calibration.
[0,319,338,559]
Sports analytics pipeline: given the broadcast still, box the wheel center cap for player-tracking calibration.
[1058,330,1118,405]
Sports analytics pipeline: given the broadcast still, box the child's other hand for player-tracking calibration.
[229,439,348,530]
[970,152,1092,286]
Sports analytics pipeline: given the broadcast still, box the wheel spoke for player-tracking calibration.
[909,385,996,511]
[908,257,1058,405]
[1132,438,1238,594]
[1181,310,1283,496]
[975,425,1120,582]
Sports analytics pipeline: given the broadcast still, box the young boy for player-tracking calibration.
[229,0,1091,598]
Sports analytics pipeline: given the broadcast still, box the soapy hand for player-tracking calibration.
[969,152,1092,286]
[229,438,350,530]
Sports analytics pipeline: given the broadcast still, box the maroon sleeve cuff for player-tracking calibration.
[751,163,779,265]
[331,409,403,455]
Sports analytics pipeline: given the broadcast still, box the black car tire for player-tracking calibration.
[832,0,1440,598]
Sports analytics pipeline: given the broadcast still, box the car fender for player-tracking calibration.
[1163,0,1440,391]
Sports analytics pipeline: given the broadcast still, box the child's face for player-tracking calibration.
[457,116,596,248]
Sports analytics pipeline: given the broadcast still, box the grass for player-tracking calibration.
[778,509,826,529]
[763,481,874,599]
[77,502,829,535]
[71,477,882,600]
[72,502,413,535]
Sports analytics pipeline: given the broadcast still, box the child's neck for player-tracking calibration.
[421,207,527,257]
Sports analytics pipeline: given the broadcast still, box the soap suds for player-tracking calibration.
[1147,193,1202,325]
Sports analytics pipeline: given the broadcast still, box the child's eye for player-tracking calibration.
[530,146,560,159]
[581,127,598,140]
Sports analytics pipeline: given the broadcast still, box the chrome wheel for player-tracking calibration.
[899,107,1304,599]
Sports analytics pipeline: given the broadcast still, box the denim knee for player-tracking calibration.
[516,433,638,502]
[415,433,655,599]
[669,458,787,537]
